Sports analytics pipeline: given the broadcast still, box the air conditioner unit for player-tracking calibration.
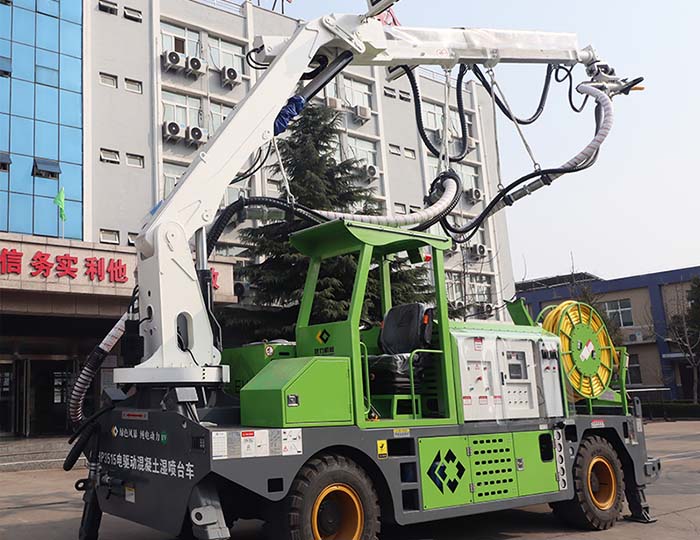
[162,121,184,141]
[364,164,379,180]
[478,302,494,317]
[469,243,487,259]
[186,56,206,77]
[628,331,643,343]
[465,188,483,204]
[353,104,372,123]
[325,96,343,111]
[234,281,254,304]
[220,66,240,88]
[162,50,186,71]
[186,125,208,145]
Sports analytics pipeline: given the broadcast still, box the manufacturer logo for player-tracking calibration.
[111,425,168,445]
[315,329,331,344]
[111,425,118,438]
[427,449,466,494]
[579,339,595,362]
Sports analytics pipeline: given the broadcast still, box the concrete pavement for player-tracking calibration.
[1,421,698,540]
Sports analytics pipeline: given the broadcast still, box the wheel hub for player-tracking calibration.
[588,456,617,511]
[311,483,363,540]
[317,500,341,536]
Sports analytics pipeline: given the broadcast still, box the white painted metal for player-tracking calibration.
[539,338,566,418]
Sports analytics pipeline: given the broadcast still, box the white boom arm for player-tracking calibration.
[114,13,607,384]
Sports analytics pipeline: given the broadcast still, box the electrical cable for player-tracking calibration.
[246,46,270,70]
[233,142,273,184]
[401,65,470,162]
[471,64,554,125]
[554,65,590,113]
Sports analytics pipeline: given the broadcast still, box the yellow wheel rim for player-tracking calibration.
[311,484,364,540]
[588,456,617,511]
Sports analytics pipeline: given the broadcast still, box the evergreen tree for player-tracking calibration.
[219,104,432,341]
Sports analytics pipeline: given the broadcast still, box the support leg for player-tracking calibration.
[625,482,657,524]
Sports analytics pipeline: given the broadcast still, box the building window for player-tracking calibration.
[98,0,119,16]
[393,202,407,215]
[388,144,401,156]
[446,271,465,304]
[627,353,642,385]
[324,78,338,100]
[163,162,187,197]
[343,78,372,109]
[99,72,118,88]
[399,90,412,102]
[469,274,493,304]
[347,136,377,166]
[127,232,138,246]
[99,148,120,164]
[384,86,397,99]
[124,78,143,94]
[161,22,200,57]
[125,153,144,168]
[208,36,245,73]
[603,299,634,327]
[403,148,417,159]
[162,90,202,127]
[210,102,233,132]
[408,205,421,214]
[427,156,479,190]
[99,228,120,244]
[215,244,247,258]
[123,7,142,23]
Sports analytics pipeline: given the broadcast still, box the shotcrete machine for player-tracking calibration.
[64,1,659,539]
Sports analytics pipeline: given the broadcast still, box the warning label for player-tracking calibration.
[212,429,303,460]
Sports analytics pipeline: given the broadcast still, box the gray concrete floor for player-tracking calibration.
[1,421,698,540]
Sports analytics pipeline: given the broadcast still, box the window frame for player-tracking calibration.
[343,77,373,109]
[99,148,120,165]
[99,228,120,244]
[99,72,118,88]
[603,298,634,328]
[208,35,245,73]
[160,21,200,57]
[210,101,233,132]
[123,6,143,23]
[124,78,143,94]
[347,135,378,166]
[162,90,202,127]
[98,0,119,16]
[163,161,188,197]
[125,153,144,168]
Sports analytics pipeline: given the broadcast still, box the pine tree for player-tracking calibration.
[219,104,432,342]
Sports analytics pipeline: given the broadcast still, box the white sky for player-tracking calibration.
[278,0,700,280]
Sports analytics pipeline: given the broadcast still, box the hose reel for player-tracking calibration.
[542,301,620,400]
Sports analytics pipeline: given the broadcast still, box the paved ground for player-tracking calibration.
[1,421,698,540]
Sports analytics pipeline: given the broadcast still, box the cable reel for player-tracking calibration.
[542,301,619,400]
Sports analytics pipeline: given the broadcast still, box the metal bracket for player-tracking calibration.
[322,15,367,55]
[624,483,657,524]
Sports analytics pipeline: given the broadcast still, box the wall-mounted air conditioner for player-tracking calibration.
[162,121,185,142]
[186,56,206,77]
[353,104,372,123]
[162,50,186,71]
[465,188,483,204]
[186,126,208,145]
[469,243,487,259]
[220,66,240,88]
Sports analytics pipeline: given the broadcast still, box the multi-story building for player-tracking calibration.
[517,266,700,401]
[0,0,514,437]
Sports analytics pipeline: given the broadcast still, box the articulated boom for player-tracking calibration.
[116,13,607,385]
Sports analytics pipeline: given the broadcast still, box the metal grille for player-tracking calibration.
[469,434,517,502]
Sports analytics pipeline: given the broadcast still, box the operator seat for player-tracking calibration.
[368,303,434,394]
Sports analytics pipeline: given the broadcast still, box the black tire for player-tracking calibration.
[551,435,625,530]
[266,454,381,540]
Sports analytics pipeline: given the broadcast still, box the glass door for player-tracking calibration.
[0,362,14,436]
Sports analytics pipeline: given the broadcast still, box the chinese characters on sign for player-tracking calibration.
[1,246,223,290]
[98,451,195,481]
[0,248,130,283]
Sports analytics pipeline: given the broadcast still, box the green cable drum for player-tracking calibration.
[542,301,619,399]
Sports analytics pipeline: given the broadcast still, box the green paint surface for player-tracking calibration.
[240,356,353,427]
[418,436,472,510]
[468,433,518,503]
[512,430,560,497]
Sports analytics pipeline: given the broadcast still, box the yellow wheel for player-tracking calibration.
[265,454,380,540]
[312,484,364,540]
[551,435,624,530]
[588,456,617,511]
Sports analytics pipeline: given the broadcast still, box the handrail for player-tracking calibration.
[407,349,443,419]
[360,341,372,416]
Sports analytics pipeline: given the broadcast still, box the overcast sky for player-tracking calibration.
[278,0,699,281]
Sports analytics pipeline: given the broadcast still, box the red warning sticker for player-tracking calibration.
[474,337,484,351]
[478,396,488,405]
[463,396,472,406]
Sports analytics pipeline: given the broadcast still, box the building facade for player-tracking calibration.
[517,266,700,401]
[0,0,514,437]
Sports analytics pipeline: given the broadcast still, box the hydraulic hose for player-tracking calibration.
[402,65,470,162]
[68,312,129,425]
[441,84,614,240]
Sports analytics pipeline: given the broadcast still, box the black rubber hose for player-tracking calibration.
[401,65,470,162]
[411,170,464,232]
[206,196,327,257]
[64,422,100,471]
[300,55,330,81]
[471,64,554,125]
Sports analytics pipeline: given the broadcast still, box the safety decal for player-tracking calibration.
[212,429,303,460]
[393,428,411,438]
[377,440,388,460]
